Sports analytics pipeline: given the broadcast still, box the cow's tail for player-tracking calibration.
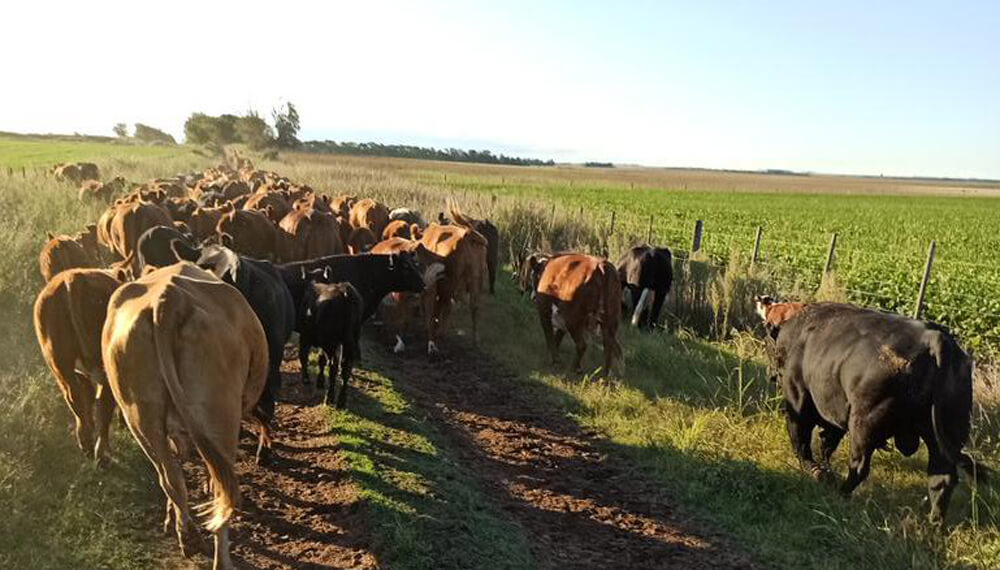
[927,330,992,485]
[446,199,475,228]
[152,287,240,532]
[64,276,104,380]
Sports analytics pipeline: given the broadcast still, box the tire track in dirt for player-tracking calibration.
[372,340,756,569]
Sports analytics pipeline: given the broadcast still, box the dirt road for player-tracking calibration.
[182,341,753,569]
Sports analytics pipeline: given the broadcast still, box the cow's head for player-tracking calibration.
[516,252,550,299]
[384,251,427,294]
[754,295,776,321]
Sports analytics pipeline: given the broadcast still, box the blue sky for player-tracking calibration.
[2,1,997,177]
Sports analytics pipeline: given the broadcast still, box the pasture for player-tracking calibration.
[1,138,998,569]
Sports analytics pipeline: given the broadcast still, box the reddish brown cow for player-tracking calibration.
[520,253,623,374]
[419,224,488,353]
[382,219,412,240]
[216,205,278,260]
[350,198,390,239]
[330,195,357,218]
[370,238,447,352]
[278,207,344,261]
[39,232,99,281]
[243,191,290,224]
[188,204,229,241]
[754,295,809,337]
[108,200,173,272]
[34,269,121,462]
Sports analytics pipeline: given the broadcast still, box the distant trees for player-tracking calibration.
[184,109,277,149]
[584,161,614,168]
[112,123,128,138]
[133,123,176,144]
[272,102,300,148]
[301,140,555,166]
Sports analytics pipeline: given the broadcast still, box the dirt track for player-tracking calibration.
[182,340,753,569]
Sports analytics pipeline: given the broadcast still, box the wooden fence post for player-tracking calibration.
[751,226,763,266]
[823,233,838,275]
[549,203,556,230]
[691,220,703,254]
[21,166,26,178]
[647,214,654,244]
[608,210,617,236]
[913,240,936,319]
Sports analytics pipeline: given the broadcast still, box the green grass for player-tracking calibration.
[466,272,1000,569]
[0,133,205,169]
[0,149,212,568]
[416,170,1000,355]
[325,354,536,569]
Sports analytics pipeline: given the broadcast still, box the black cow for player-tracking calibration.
[172,243,296,436]
[137,225,195,271]
[772,302,990,523]
[279,252,427,324]
[617,244,673,329]
[298,274,363,408]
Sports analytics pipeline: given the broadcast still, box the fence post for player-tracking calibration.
[549,203,556,230]
[691,220,703,254]
[647,214,654,244]
[608,210,617,236]
[823,233,838,275]
[21,166,26,178]
[751,226,763,266]
[913,240,936,319]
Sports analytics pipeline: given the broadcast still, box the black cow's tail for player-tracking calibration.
[927,330,992,485]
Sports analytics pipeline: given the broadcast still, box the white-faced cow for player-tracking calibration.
[617,244,672,329]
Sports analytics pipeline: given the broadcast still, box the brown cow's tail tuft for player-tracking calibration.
[927,330,991,485]
[152,287,240,532]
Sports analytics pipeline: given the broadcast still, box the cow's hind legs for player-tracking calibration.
[785,402,824,480]
[298,340,312,385]
[336,339,358,409]
[924,434,958,524]
[840,433,875,496]
[93,381,117,466]
[569,327,587,374]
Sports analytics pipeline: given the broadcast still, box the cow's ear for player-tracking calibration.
[46,232,55,240]
[170,238,200,262]
[221,233,234,248]
[264,205,273,218]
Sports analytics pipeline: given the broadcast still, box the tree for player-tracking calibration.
[133,123,176,145]
[272,102,300,148]
[234,111,275,150]
[112,123,128,137]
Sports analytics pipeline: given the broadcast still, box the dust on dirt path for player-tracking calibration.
[181,360,377,570]
[371,340,756,570]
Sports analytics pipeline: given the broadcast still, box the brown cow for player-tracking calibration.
[278,207,344,262]
[520,252,623,374]
[34,269,121,462]
[446,202,500,295]
[108,200,173,273]
[243,191,290,224]
[188,204,229,241]
[101,262,268,569]
[39,232,99,281]
[217,205,277,260]
[350,198,390,238]
[370,238,447,353]
[53,162,99,184]
[346,227,377,254]
[419,224,488,353]
[382,219,413,240]
[331,195,357,219]
[78,176,126,202]
[754,295,809,338]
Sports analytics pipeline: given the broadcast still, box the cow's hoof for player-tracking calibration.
[393,336,406,353]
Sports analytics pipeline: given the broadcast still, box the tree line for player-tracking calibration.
[301,140,555,166]
[183,103,300,150]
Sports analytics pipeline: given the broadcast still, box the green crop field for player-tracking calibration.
[1,139,998,569]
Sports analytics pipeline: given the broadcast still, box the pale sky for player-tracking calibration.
[2,1,998,178]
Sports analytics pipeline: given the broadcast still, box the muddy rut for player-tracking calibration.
[179,340,752,569]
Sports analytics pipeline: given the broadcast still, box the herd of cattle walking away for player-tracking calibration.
[34,158,992,568]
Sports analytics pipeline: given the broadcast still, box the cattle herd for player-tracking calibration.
[32,159,991,567]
